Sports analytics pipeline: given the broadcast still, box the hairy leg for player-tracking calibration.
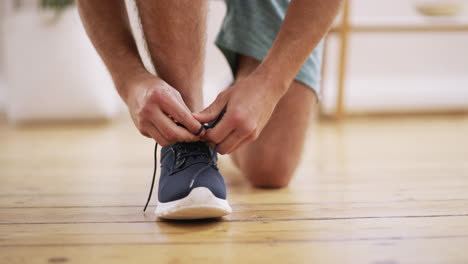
[136,0,207,112]
[232,56,317,188]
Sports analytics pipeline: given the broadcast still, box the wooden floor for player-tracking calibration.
[1,115,468,263]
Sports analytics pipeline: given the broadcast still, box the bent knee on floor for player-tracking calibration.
[247,170,292,188]
[241,152,298,188]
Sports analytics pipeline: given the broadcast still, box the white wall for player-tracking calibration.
[322,0,468,113]
[0,0,38,111]
[0,2,8,110]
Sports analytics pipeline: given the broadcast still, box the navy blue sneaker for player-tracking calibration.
[154,141,231,219]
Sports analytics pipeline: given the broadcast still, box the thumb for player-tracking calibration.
[193,94,227,123]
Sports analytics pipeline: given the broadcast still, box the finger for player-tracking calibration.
[176,100,206,136]
[142,122,171,147]
[174,93,193,113]
[150,108,200,143]
[234,131,257,150]
[193,93,228,123]
[160,95,203,135]
[216,129,249,154]
[203,115,235,145]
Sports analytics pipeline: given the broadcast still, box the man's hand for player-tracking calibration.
[193,75,286,154]
[127,74,203,147]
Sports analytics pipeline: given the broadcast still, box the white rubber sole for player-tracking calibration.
[155,187,232,220]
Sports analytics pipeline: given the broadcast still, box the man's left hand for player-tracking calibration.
[193,75,286,154]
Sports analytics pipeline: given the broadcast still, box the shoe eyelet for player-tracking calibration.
[175,157,186,169]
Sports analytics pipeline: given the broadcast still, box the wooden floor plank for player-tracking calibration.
[1,216,467,246]
[1,239,467,264]
[1,200,467,224]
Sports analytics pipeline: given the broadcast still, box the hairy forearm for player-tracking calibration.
[77,0,147,102]
[254,0,342,95]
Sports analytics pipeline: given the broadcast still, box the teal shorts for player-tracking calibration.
[216,0,325,98]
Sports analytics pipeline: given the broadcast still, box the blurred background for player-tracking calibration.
[0,0,467,123]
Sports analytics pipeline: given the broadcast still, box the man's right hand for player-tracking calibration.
[126,75,203,147]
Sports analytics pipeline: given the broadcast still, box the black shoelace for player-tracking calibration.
[169,142,219,187]
[143,109,226,212]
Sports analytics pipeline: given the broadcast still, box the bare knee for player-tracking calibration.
[241,149,298,188]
